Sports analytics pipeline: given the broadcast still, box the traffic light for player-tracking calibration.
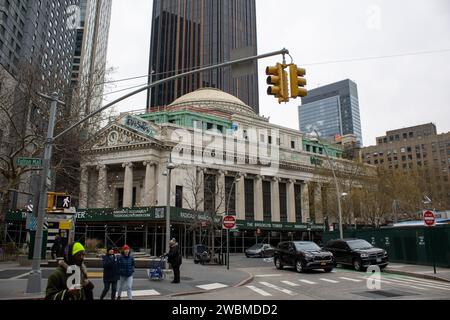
[289,64,307,98]
[266,63,289,103]
[47,192,71,211]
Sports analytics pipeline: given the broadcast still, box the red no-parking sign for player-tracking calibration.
[423,210,436,227]
[222,215,237,230]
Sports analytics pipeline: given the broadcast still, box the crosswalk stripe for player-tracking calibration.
[319,278,339,284]
[10,272,30,280]
[359,276,428,291]
[197,283,229,290]
[387,277,450,291]
[246,285,272,296]
[281,280,301,287]
[298,279,316,284]
[393,276,450,288]
[339,277,362,282]
[119,289,160,297]
[259,282,297,296]
[255,274,282,277]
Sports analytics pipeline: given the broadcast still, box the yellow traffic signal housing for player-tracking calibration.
[289,64,307,98]
[47,192,69,212]
[266,63,289,103]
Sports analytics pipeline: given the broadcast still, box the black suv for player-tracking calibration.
[323,238,389,271]
[273,241,335,273]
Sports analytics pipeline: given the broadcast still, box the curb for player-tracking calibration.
[384,269,450,283]
[233,271,254,288]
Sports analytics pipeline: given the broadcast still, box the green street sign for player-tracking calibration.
[16,157,42,167]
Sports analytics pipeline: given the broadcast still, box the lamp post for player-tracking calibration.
[164,153,176,255]
[225,173,241,270]
[312,130,344,239]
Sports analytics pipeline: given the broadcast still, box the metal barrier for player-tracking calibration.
[322,224,450,267]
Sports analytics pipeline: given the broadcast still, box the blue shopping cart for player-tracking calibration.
[147,255,166,281]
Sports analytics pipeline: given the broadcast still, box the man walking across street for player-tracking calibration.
[100,246,119,300]
[167,238,182,284]
[117,244,135,300]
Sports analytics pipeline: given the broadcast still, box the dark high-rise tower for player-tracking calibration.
[147,0,259,113]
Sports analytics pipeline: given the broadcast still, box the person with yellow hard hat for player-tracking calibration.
[45,242,95,300]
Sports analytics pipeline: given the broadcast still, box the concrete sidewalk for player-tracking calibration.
[0,258,252,300]
[385,262,450,283]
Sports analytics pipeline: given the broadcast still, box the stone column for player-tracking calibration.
[301,182,310,223]
[314,183,324,223]
[216,170,226,214]
[122,162,134,208]
[79,166,88,208]
[254,175,263,221]
[271,177,280,222]
[196,167,204,212]
[96,164,108,208]
[143,161,157,206]
[236,173,246,220]
[287,179,296,223]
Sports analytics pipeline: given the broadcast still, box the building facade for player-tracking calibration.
[147,0,259,113]
[57,88,373,255]
[361,123,450,209]
[0,0,79,89]
[299,79,363,146]
[71,0,112,114]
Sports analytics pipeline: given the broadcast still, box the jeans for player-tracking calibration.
[100,280,117,300]
[117,276,133,300]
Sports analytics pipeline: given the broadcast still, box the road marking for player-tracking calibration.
[197,283,229,290]
[388,277,450,291]
[246,285,272,296]
[259,282,297,296]
[319,278,339,284]
[87,272,103,278]
[366,277,429,291]
[255,274,282,277]
[10,272,30,280]
[339,277,362,282]
[394,276,450,288]
[280,280,301,287]
[120,289,160,298]
[298,279,316,284]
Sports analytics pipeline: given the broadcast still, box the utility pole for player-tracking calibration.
[27,93,64,294]
[26,48,290,293]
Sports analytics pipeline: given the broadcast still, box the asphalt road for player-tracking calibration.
[171,255,450,300]
[1,255,449,300]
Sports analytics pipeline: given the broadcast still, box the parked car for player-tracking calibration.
[323,238,388,271]
[193,244,211,264]
[245,243,275,258]
[273,241,335,273]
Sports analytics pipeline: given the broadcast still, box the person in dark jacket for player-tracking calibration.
[100,246,119,300]
[51,235,62,260]
[117,244,135,300]
[45,242,95,300]
[167,238,182,284]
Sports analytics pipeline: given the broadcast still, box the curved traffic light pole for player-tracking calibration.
[26,48,290,293]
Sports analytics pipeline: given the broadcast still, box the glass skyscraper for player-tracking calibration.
[147,0,259,113]
[299,79,363,146]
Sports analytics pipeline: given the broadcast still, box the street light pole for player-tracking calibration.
[165,153,175,255]
[27,92,62,293]
[313,130,344,240]
[225,173,240,270]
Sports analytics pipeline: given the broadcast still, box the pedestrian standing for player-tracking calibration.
[51,235,62,260]
[117,244,135,300]
[45,242,95,300]
[100,246,119,300]
[167,238,182,284]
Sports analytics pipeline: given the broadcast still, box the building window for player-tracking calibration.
[294,184,302,223]
[279,183,287,222]
[204,174,216,213]
[225,177,236,215]
[268,136,272,144]
[263,181,271,222]
[291,141,295,149]
[175,186,183,208]
[245,179,254,221]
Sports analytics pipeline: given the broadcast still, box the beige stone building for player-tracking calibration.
[75,88,373,254]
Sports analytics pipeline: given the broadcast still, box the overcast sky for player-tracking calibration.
[104,0,450,147]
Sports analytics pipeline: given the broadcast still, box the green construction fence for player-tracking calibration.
[322,225,450,267]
